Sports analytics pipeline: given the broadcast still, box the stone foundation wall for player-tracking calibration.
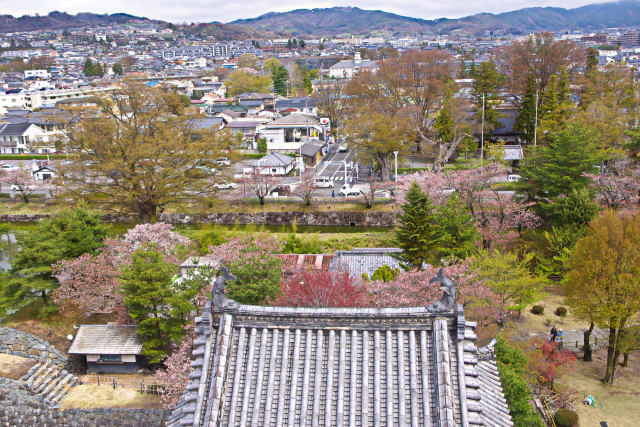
[0,378,168,426]
[1,211,397,227]
[0,327,67,366]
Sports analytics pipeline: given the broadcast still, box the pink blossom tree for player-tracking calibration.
[398,163,540,248]
[52,223,190,321]
[587,162,640,213]
[154,326,195,409]
[0,168,45,203]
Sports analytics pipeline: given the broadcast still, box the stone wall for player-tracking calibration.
[1,211,397,227]
[158,211,397,227]
[0,378,168,426]
[0,327,67,367]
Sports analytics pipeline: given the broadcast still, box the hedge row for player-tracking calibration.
[0,154,67,160]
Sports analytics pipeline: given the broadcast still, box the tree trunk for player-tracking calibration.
[622,351,630,367]
[139,202,157,223]
[258,196,265,205]
[378,156,390,182]
[604,327,618,384]
[41,289,47,305]
[583,322,595,362]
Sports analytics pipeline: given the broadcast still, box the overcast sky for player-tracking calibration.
[0,0,602,23]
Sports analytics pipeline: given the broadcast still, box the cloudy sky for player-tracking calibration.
[0,0,602,23]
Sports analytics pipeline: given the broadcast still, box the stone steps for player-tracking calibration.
[21,361,78,405]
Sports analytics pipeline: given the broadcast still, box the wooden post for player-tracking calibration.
[112,377,116,390]
[141,380,144,393]
[97,375,100,386]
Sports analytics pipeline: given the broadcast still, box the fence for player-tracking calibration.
[81,375,161,394]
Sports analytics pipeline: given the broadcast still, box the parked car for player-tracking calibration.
[269,185,291,196]
[1,164,18,171]
[339,185,363,197]
[338,144,348,153]
[314,177,334,188]
[507,174,521,182]
[216,157,231,166]
[213,182,238,190]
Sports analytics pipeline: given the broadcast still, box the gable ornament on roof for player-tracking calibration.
[211,266,239,311]
[427,268,457,312]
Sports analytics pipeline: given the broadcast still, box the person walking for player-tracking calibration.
[331,189,335,198]
[550,325,558,342]
[557,329,564,350]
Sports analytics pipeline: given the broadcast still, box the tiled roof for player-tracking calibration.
[167,272,513,427]
[265,113,319,127]
[249,152,295,167]
[329,248,404,279]
[0,123,34,136]
[68,325,143,355]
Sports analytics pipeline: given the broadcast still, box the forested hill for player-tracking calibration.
[228,1,640,36]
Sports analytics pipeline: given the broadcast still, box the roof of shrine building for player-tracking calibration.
[167,269,513,427]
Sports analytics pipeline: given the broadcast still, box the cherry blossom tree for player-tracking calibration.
[154,326,194,409]
[398,163,540,248]
[0,168,45,203]
[293,172,319,206]
[275,269,368,307]
[52,223,190,320]
[587,161,640,213]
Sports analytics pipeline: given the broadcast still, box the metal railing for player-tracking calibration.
[81,375,161,394]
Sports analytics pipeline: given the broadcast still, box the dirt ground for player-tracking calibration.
[516,285,588,335]
[61,384,163,410]
[557,348,640,427]
[0,354,36,380]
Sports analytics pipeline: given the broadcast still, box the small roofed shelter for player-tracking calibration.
[68,325,143,374]
[167,269,513,427]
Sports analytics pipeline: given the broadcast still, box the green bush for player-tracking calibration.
[371,265,400,282]
[495,337,545,427]
[555,306,568,317]
[531,305,545,315]
[257,138,267,153]
[241,152,267,159]
[0,154,68,160]
[554,408,579,427]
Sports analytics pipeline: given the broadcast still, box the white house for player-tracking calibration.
[258,113,325,153]
[328,52,378,79]
[0,123,48,154]
[248,152,296,176]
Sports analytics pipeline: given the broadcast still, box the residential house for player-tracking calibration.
[258,113,324,153]
[248,152,296,176]
[68,325,143,374]
[274,96,318,115]
[30,160,56,180]
[0,123,48,154]
[167,270,513,427]
[492,108,520,144]
[328,52,378,79]
[228,120,264,148]
[329,248,404,278]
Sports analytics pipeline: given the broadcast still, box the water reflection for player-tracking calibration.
[0,232,18,271]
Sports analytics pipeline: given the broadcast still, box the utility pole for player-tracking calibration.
[393,150,398,182]
[534,91,538,147]
[480,93,485,166]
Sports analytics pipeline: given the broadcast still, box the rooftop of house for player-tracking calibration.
[249,152,295,167]
[329,248,404,279]
[68,325,143,355]
[264,113,320,128]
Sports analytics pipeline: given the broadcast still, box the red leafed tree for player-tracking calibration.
[52,223,190,320]
[524,336,577,390]
[275,269,368,307]
[154,326,195,409]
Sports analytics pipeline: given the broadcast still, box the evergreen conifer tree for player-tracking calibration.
[515,73,537,143]
[394,182,440,270]
[120,247,180,362]
[435,193,480,261]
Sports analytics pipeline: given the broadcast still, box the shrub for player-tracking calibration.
[555,306,568,317]
[531,305,545,315]
[554,408,579,427]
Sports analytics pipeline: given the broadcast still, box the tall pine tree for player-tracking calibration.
[435,193,480,261]
[394,182,440,270]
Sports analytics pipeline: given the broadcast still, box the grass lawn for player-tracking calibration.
[61,384,163,410]
[0,354,36,380]
[512,285,587,335]
[557,349,640,427]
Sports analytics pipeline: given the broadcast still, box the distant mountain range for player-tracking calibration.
[0,11,155,33]
[227,1,640,36]
[2,1,640,38]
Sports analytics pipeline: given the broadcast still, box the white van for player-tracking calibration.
[314,177,334,188]
[507,174,521,182]
[339,184,363,196]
